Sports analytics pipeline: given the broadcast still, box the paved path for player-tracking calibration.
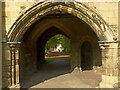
[21,58,101,88]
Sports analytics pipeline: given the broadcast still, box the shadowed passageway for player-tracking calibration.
[21,57,71,88]
[21,57,101,88]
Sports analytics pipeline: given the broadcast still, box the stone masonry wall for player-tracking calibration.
[2,1,119,88]
[5,1,34,33]
[85,2,118,36]
[118,2,120,87]
[5,1,118,34]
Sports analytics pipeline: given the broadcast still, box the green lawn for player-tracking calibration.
[45,58,53,62]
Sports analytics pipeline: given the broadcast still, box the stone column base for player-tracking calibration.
[99,75,118,88]
[72,67,82,73]
[9,84,20,89]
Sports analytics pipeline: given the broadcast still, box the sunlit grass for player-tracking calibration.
[45,58,53,62]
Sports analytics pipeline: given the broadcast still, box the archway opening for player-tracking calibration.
[20,26,71,87]
[17,12,102,88]
[45,34,71,63]
[81,41,93,71]
[6,2,117,88]
[36,27,71,70]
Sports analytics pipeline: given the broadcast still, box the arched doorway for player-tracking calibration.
[6,1,116,88]
[81,41,93,71]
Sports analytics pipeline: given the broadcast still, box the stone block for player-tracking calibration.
[109,17,118,25]
[99,75,118,88]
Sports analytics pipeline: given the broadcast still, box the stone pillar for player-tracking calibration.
[118,1,120,88]
[7,42,21,88]
[71,40,81,72]
[15,48,20,87]
[10,45,16,86]
[70,41,77,70]
[99,41,119,88]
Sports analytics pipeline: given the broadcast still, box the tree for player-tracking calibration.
[45,34,71,52]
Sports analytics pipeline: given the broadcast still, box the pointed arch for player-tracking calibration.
[7,1,116,42]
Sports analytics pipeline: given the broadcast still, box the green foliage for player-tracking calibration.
[45,34,71,52]
[45,58,53,62]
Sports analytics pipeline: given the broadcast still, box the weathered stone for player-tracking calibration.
[0,1,119,88]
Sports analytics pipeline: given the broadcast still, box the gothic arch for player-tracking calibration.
[7,1,116,42]
[26,20,73,42]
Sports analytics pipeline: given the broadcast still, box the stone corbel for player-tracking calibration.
[7,42,21,48]
[98,41,110,50]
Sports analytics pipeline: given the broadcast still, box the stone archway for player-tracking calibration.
[36,27,69,69]
[6,1,118,88]
[7,2,116,42]
[19,26,71,87]
[19,22,71,82]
